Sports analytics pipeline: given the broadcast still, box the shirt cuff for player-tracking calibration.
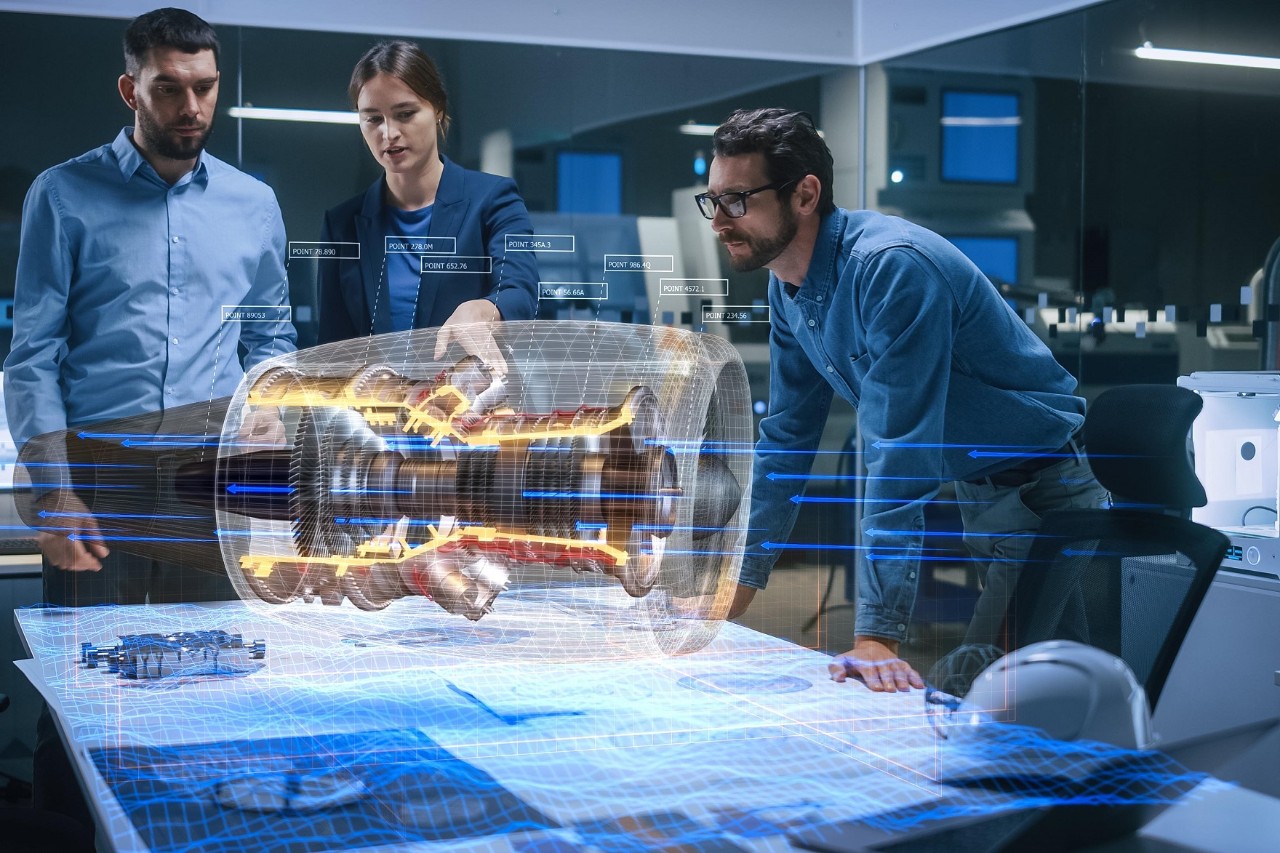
[855,604,911,643]
[736,557,772,590]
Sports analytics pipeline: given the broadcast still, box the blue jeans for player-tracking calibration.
[953,452,1107,647]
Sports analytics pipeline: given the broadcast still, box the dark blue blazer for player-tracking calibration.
[316,157,539,344]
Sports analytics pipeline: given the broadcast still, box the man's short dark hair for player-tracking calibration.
[712,108,836,216]
[123,7,220,75]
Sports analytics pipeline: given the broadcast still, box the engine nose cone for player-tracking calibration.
[692,452,741,541]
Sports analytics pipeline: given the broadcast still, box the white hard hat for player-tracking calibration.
[948,640,1153,750]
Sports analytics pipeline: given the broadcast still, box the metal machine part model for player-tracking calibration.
[80,630,266,680]
[209,361,738,620]
[17,323,752,654]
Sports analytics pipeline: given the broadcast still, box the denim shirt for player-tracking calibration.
[4,128,297,446]
[740,209,1084,641]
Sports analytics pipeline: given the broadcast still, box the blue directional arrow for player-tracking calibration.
[25,482,137,490]
[214,529,295,537]
[77,431,209,440]
[761,541,958,553]
[867,553,1025,563]
[762,541,871,551]
[20,462,146,469]
[767,472,938,482]
[225,484,293,495]
[121,438,219,448]
[789,495,988,505]
[874,440,1041,450]
[969,449,1076,460]
[866,528,1038,539]
[1061,548,1127,557]
[69,534,217,543]
[39,511,208,520]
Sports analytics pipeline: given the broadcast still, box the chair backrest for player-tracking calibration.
[1008,385,1228,711]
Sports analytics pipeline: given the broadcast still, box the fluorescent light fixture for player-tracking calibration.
[228,106,359,124]
[1134,41,1280,71]
[678,120,824,138]
[939,116,1021,127]
[678,122,719,136]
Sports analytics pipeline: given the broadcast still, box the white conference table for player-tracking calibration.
[18,583,1260,852]
[15,586,955,852]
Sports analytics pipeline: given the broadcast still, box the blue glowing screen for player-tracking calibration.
[557,151,622,214]
[941,91,1019,185]
[945,235,1020,285]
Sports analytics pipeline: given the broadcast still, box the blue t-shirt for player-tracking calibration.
[384,204,434,332]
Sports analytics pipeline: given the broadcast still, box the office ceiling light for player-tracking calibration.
[1134,41,1280,71]
[228,106,359,124]
[939,116,1021,127]
[678,122,719,136]
[679,120,825,138]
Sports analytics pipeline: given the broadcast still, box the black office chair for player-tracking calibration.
[1004,384,1228,713]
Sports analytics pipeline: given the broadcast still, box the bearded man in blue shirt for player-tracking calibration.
[4,8,297,827]
[4,7,297,606]
[699,108,1104,693]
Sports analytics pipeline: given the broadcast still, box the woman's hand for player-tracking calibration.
[434,299,507,375]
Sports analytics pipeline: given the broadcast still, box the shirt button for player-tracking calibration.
[908,572,916,579]
[897,623,906,632]
[807,319,816,327]
[817,295,824,302]
[170,288,179,295]
[826,365,834,373]
[172,236,180,243]
[171,337,179,344]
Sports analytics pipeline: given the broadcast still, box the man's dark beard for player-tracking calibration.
[724,207,798,272]
[136,104,212,161]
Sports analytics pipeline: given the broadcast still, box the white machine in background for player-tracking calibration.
[1156,371,1280,748]
[1179,371,1280,575]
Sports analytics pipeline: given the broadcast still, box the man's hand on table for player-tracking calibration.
[36,489,110,571]
[829,636,925,693]
[728,583,757,619]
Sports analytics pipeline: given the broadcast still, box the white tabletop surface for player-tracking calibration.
[16,588,951,852]
[17,585,1252,852]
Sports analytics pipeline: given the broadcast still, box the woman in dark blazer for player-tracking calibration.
[318,40,538,353]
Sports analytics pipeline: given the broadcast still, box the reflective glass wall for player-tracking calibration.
[881,0,1280,396]
[3,0,1280,648]
[0,11,834,352]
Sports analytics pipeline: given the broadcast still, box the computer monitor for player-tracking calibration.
[943,234,1020,285]
[940,89,1021,185]
[557,151,622,215]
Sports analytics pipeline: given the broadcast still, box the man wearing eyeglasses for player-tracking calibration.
[700,108,1103,693]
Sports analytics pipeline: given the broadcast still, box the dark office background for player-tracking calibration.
[4,2,1280,354]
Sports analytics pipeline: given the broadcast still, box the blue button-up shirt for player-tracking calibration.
[740,209,1085,641]
[4,128,297,445]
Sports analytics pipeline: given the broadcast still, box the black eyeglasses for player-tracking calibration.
[694,178,798,220]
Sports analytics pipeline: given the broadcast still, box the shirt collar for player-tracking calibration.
[786,208,847,304]
[111,127,210,187]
